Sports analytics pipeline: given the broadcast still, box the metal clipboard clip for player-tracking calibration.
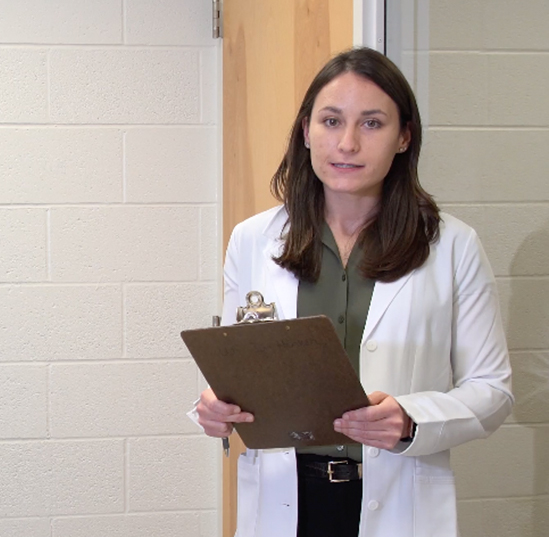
[236,291,278,323]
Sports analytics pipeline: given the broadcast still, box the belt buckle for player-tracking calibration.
[327,460,349,483]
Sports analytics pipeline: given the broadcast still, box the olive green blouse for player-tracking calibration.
[297,223,374,462]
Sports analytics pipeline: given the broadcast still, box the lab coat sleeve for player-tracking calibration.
[221,225,241,326]
[395,229,514,457]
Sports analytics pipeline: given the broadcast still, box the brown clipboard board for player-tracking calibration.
[181,315,370,449]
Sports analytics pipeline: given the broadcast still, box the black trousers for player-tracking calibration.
[296,456,362,537]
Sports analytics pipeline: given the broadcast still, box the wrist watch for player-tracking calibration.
[401,421,417,443]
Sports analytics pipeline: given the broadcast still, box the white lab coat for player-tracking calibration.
[214,206,513,537]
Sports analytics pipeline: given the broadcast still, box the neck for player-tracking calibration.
[324,192,379,236]
[324,193,379,267]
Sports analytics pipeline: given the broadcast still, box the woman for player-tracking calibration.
[193,47,513,537]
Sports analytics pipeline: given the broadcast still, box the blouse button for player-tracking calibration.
[368,447,380,458]
[366,340,377,351]
[368,500,380,511]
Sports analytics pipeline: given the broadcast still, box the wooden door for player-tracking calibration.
[222,1,353,535]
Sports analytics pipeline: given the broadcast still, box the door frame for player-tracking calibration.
[353,0,385,50]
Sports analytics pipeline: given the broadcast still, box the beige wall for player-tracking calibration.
[1,1,548,536]
[0,1,220,536]
[419,2,549,536]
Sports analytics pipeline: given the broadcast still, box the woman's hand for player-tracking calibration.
[196,388,254,438]
[333,391,412,450]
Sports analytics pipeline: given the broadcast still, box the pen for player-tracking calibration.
[212,315,230,458]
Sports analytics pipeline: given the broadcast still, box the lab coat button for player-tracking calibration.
[366,340,377,351]
[368,447,380,458]
[367,500,380,511]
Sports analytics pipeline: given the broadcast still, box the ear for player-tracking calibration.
[302,117,310,145]
[398,123,412,150]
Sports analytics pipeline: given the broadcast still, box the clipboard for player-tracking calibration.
[181,315,370,449]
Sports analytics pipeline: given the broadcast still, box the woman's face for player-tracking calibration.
[303,72,410,202]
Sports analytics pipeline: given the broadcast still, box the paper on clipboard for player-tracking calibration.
[181,315,370,450]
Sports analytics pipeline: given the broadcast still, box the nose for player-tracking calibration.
[337,126,360,153]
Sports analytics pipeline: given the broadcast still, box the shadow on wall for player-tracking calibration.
[508,218,549,535]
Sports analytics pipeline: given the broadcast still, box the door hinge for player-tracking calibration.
[212,0,222,39]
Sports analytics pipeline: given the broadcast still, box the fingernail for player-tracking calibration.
[245,415,254,422]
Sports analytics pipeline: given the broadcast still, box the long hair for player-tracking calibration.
[271,47,440,283]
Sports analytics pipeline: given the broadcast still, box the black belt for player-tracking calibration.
[297,457,362,483]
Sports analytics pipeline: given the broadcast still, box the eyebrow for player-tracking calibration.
[317,106,389,117]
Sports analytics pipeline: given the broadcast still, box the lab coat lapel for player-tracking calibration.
[261,208,298,321]
[363,272,413,340]
[263,240,298,320]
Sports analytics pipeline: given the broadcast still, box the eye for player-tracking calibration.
[364,119,381,129]
[323,117,339,127]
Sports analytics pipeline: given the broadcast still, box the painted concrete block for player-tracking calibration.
[483,0,549,50]
[497,278,549,351]
[50,207,200,282]
[200,47,219,125]
[440,205,549,277]
[50,360,199,437]
[429,0,483,50]
[0,440,124,517]
[0,209,46,282]
[0,365,47,438]
[458,496,548,537]
[421,129,549,203]
[0,129,122,204]
[52,512,204,537]
[125,0,214,46]
[199,206,218,282]
[0,518,51,537]
[0,285,122,361]
[0,0,122,44]
[488,54,549,127]
[124,283,216,358]
[128,436,218,511]
[125,128,217,203]
[0,50,47,123]
[454,425,549,499]
[509,351,549,425]
[429,53,489,126]
[200,510,218,537]
[49,49,200,124]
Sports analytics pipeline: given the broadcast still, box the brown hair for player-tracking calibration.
[271,47,440,283]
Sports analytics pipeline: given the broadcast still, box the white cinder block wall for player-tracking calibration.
[420,2,549,536]
[0,1,221,536]
[3,1,549,537]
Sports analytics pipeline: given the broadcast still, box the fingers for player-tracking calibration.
[342,392,400,422]
[333,392,409,450]
[365,390,389,406]
[334,421,403,449]
[199,418,234,438]
[196,388,254,438]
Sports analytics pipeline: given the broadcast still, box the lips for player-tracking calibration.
[332,163,364,169]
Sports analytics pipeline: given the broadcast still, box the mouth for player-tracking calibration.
[331,163,364,169]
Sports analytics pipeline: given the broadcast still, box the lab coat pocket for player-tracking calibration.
[413,473,458,537]
[235,452,260,537]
